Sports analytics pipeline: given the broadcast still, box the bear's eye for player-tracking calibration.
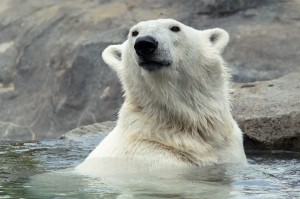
[170,26,180,32]
[132,30,139,37]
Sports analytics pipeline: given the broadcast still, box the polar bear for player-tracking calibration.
[76,19,246,174]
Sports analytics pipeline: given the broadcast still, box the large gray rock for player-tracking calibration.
[1,0,299,140]
[232,73,300,151]
[0,0,126,140]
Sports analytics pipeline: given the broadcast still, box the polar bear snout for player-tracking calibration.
[134,36,158,57]
[134,35,172,72]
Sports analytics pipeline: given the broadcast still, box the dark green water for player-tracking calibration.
[0,133,299,199]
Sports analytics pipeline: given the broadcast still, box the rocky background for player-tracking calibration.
[0,0,299,150]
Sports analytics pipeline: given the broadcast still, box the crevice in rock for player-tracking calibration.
[244,134,300,152]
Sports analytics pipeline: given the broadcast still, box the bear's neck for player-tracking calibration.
[117,91,235,164]
[120,83,234,142]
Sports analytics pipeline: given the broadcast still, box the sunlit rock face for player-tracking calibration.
[232,73,300,151]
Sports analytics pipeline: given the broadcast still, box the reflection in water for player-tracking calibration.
[29,166,234,199]
[0,136,299,199]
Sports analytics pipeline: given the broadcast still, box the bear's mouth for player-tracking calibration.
[138,60,172,72]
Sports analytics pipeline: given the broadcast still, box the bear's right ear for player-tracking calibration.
[102,44,123,72]
[203,28,229,54]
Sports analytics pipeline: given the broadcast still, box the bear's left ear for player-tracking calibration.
[203,28,229,54]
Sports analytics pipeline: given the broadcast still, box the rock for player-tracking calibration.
[60,121,115,139]
[1,0,300,140]
[232,73,300,151]
[59,121,115,146]
[207,0,268,16]
[0,1,125,140]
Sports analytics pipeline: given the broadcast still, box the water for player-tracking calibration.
[0,133,299,199]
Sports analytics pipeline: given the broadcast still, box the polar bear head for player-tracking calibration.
[102,19,230,121]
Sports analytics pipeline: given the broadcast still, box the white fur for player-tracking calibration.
[76,19,246,175]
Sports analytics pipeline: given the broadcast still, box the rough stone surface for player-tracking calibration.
[60,121,116,139]
[0,0,300,141]
[232,73,300,151]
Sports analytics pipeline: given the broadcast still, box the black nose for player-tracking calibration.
[134,36,158,57]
